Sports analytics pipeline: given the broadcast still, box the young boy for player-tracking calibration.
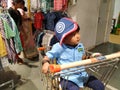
[42,17,104,90]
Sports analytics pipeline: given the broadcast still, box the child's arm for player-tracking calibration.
[42,56,50,74]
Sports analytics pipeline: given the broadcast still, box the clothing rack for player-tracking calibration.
[0,57,15,90]
[0,7,15,90]
[0,79,14,90]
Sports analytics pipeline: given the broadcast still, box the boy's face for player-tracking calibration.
[63,30,80,45]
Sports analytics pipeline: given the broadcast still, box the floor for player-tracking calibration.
[89,34,120,90]
[1,34,120,90]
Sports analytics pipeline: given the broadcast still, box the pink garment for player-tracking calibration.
[54,0,63,11]
[54,0,68,11]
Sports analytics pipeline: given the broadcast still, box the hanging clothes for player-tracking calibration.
[63,0,68,11]
[0,18,16,63]
[34,11,44,30]
[7,0,13,8]
[0,13,23,63]
[54,0,63,11]
[0,34,7,57]
[1,13,23,53]
[54,0,68,11]
[44,11,56,31]
[31,0,41,9]
[40,0,53,13]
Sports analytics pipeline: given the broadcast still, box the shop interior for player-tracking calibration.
[0,0,120,90]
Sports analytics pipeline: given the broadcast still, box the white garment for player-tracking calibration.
[0,56,9,68]
[7,0,13,8]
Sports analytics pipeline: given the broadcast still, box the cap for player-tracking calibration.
[54,17,78,45]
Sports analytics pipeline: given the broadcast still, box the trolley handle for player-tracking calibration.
[49,51,120,73]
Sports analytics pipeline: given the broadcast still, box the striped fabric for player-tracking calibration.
[54,0,68,11]
[54,0,63,11]
[0,18,13,62]
[2,18,17,63]
[0,13,22,63]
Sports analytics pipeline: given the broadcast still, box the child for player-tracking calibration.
[42,17,104,90]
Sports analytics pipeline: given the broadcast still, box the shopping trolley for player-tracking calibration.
[38,44,120,90]
[37,31,120,90]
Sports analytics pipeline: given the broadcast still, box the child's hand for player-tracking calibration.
[82,52,102,60]
[91,53,102,58]
[82,54,91,60]
[42,56,50,73]
[42,62,50,74]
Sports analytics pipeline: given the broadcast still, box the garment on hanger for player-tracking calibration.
[0,34,7,57]
[54,0,68,11]
[34,11,44,30]
[44,11,56,31]
[7,0,13,8]
[0,12,23,63]
[54,0,63,11]
[40,0,53,13]
[31,0,41,9]
[0,13,23,53]
[0,18,16,63]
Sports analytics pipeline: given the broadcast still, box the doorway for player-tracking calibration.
[96,0,115,45]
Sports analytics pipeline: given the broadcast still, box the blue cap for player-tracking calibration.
[54,17,78,45]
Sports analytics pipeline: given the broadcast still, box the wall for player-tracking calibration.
[68,0,114,49]
[96,0,115,45]
[24,0,114,49]
[68,0,100,49]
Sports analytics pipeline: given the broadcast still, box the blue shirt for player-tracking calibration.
[46,43,89,87]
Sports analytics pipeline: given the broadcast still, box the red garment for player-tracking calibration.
[19,31,24,48]
[63,0,68,11]
[34,12,44,30]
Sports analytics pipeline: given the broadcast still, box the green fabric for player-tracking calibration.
[9,16,23,53]
[40,0,53,13]
[1,16,23,53]
[2,19,16,39]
